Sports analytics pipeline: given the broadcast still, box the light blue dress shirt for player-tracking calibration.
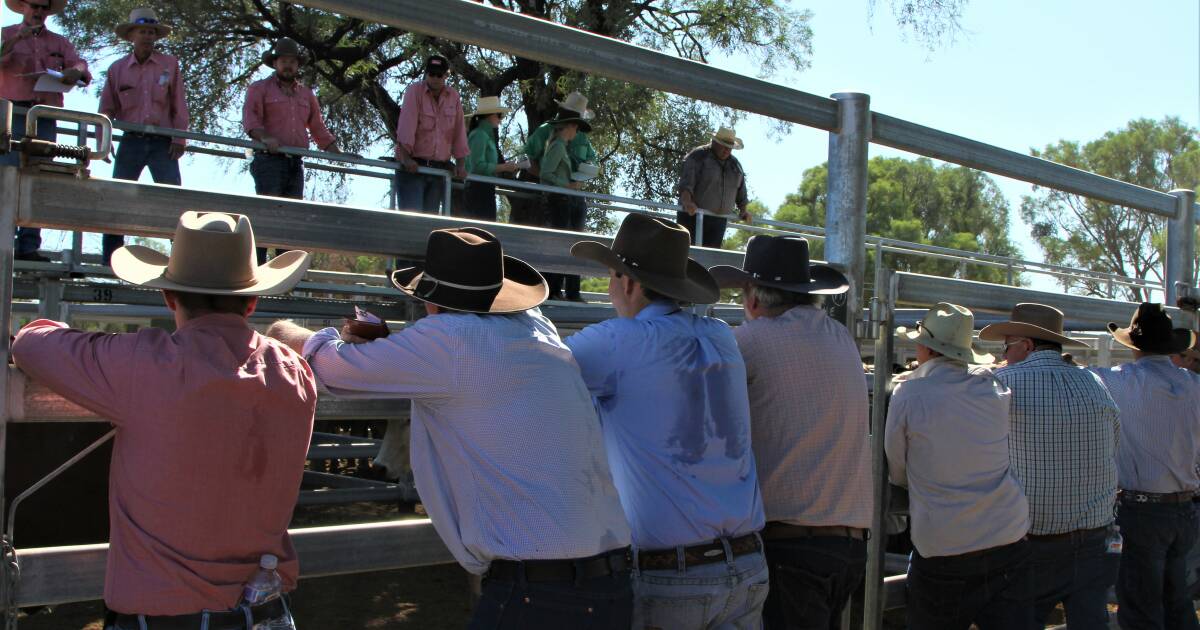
[566,301,766,549]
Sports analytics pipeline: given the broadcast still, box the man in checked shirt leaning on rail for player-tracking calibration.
[981,303,1121,628]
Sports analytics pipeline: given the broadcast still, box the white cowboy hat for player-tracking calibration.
[111,212,310,296]
[115,7,171,41]
[467,96,513,118]
[898,302,993,364]
[712,126,744,150]
[555,92,595,121]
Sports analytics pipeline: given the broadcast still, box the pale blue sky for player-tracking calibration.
[5,1,1198,292]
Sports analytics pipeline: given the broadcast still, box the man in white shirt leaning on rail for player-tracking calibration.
[884,302,1034,630]
[709,234,872,630]
[267,227,634,630]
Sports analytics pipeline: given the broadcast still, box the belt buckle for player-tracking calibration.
[702,549,723,558]
[1135,493,1150,503]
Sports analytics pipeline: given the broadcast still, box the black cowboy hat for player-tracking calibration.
[571,214,718,304]
[709,235,848,295]
[1108,302,1196,355]
[548,110,592,134]
[261,37,307,67]
[392,227,547,314]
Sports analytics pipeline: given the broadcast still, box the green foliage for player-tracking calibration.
[1020,117,1200,300]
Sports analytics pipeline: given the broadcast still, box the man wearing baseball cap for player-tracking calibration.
[394,55,470,214]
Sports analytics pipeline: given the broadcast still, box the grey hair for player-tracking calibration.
[750,285,820,309]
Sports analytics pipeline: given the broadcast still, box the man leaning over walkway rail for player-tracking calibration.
[1091,302,1200,630]
[710,234,871,630]
[394,55,469,214]
[0,0,91,261]
[885,302,1034,630]
[981,303,1120,628]
[676,126,751,248]
[99,7,189,266]
[267,227,634,629]
[565,214,768,629]
[12,212,316,629]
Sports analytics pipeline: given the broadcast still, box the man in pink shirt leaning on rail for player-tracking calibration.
[98,7,190,265]
[12,212,317,629]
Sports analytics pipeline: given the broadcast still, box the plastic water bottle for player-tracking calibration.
[1106,526,1123,554]
[240,554,297,629]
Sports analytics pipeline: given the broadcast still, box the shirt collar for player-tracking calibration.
[125,51,162,67]
[635,300,682,321]
[1014,349,1068,367]
[176,312,253,332]
[271,75,306,92]
[899,356,965,382]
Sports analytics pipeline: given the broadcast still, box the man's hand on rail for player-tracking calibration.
[265,320,314,355]
[738,207,752,222]
[682,199,698,216]
[496,162,519,174]
[568,182,582,190]
[454,162,468,180]
[402,158,419,173]
[168,144,186,160]
[262,136,282,154]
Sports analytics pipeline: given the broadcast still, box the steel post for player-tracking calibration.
[0,167,16,616]
[826,93,871,332]
[443,173,452,216]
[1166,189,1197,305]
[864,265,894,630]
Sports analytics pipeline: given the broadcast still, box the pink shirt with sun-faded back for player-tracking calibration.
[12,314,317,615]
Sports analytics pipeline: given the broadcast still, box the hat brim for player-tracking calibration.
[115,23,172,41]
[111,245,310,296]
[7,0,64,13]
[468,107,514,118]
[978,322,1088,348]
[390,255,548,314]
[262,52,307,67]
[713,136,745,150]
[1107,323,1196,355]
[551,116,592,133]
[570,240,720,304]
[709,263,849,295]
[555,100,595,121]
[897,325,994,364]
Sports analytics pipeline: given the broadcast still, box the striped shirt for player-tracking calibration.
[1092,356,1200,494]
[996,350,1119,535]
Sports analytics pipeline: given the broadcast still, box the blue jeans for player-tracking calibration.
[907,538,1036,630]
[1117,501,1200,630]
[3,110,56,255]
[633,545,769,630]
[395,169,446,214]
[761,535,866,630]
[1028,527,1116,628]
[249,153,303,264]
[109,134,182,264]
[469,567,633,629]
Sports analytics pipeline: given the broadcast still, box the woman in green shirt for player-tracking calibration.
[538,111,591,300]
[462,96,519,221]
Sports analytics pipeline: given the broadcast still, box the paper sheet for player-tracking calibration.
[32,70,79,94]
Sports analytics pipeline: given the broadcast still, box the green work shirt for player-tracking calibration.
[465,119,500,176]
[539,137,573,189]
[525,122,597,169]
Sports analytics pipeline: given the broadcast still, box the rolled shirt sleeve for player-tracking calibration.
[736,163,748,208]
[563,323,618,400]
[302,321,452,401]
[11,319,137,423]
[61,39,90,83]
[450,94,469,160]
[394,83,420,155]
[241,81,265,137]
[98,62,119,119]
[306,89,335,150]
[883,390,909,487]
[169,57,189,146]
[677,151,701,197]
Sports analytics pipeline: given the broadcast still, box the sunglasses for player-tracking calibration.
[426,70,447,78]
[1003,339,1030,352]
[23,0,51,10]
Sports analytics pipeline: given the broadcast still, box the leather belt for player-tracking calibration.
[1119,490,1195,504]
[413,157,453,169]
[111,598,285,630]
[1028,526,1107,542]
[637,533,761,571]
[486,547,630,584]
[762,522,868,541]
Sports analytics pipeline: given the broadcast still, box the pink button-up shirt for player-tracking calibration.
[12,315,317,615]
[100,52,190,146]
[0,23,90,106]
[394,80,468,162]
[242,75,334,150]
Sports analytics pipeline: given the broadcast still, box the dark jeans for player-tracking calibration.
[1028,528,1116,628]
[468,568,633,629]
[461,181,497,222]
[4,110,56,255]
[762,535,867,630]
[395,168,446,214]
[546,193,586,297]
[249,153,303,265]
[1117,501,1200,630]
[676,211,728,248]
[907,538,1036,630]
[109,134,182,264]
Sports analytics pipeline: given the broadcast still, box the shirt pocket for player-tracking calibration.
[417,99,439,132]
[149,70,171,108]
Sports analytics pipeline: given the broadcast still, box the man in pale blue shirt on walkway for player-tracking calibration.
[566,213,768,630]
[1092,302,1200,630]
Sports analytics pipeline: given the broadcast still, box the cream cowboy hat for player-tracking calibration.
[115,7,171,41]
[555,92,595,121]
[713,126,744,150]
[5,0,65,15]
[978,303,1087,348]
[898,302,993,364]
[467,96,513,118]
[111,212,310,296]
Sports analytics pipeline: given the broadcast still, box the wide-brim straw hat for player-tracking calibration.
[572,213,719,305]
[115,7,171,41]
[467,95,513,118]
[710,234,848,295]
[549,111,592,134]
[712,126,744,150]
[978,302,1087,348]
[555,91,595,121]
[1108,302,1196,354]
[391,227,547,314]
[898,302,993,364]
[111,212,310,296]
[6,0,64,14]
[262,37,307,67]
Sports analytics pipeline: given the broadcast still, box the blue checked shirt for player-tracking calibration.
[1092,355,1200,494]
[565,301,766,550]
[996,350,1120,535]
